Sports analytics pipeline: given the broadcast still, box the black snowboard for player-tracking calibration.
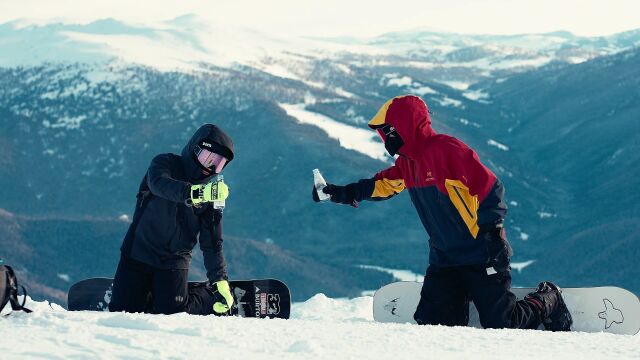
[67,277,291,319]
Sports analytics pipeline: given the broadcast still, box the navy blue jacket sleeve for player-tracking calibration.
[146,154,190,203]
[477,178,508,226]
[198,207,228,282]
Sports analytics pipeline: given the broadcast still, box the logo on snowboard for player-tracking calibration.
[233,288,248,316]
[384,298,401,316]
[598,298,624,329]
[254,288,281,317]
[268,294,281,315]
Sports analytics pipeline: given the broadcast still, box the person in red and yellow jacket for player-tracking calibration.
[314,95,572,331]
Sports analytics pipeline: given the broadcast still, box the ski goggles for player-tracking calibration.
[194,142,228,173]
[376,124,398,142]
[375,124,404,156]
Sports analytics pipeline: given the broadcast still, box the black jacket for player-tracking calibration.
[120,124,234,282]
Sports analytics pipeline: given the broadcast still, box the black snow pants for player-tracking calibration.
[109,256,216,315]
[413,264,541,329]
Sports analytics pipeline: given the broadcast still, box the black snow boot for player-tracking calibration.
[524,281,573,331]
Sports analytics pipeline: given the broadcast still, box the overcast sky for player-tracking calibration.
[1,0,638,37]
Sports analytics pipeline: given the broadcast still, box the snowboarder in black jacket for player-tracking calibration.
[109,124,235,315]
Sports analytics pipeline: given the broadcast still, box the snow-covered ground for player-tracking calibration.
[1,296,638,359]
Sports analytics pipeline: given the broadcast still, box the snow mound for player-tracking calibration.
[291,293,373,322]
[0,296,638,359]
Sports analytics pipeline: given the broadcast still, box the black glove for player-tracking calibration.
[479,223,512,273]
[323,183,359,208]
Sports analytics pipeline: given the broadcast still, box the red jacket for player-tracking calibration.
[361,95,507,266]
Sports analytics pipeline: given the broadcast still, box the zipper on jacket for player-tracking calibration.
[138,190,150,208]
[452,186,474,219]
[174,205,183,250]
[410,159,419,184]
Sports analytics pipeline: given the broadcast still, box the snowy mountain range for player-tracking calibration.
[1,15,639,304]
[2,16,637,87]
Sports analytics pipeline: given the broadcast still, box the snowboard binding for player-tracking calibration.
[525,281,573,331]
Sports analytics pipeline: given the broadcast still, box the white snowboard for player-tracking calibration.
[373,281,640,335]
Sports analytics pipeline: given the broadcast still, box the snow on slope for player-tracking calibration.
[1,296,638,359]
[280,103,389,162]
[358,265,424,282]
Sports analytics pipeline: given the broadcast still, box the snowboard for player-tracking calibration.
[68,277,291,319]
[373,281,640,335]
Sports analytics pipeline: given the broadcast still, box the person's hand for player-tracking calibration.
[212,280,234,314]
[479,223,512,273]
[190,180,229,206]
[323,184,359,208]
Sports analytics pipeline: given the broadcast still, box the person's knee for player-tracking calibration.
[109,287,135,313]
[154,294,188,314]
[108,298,147,313]
[479,307,511,329]
[414,302,468,326]
[480,316,510,329]
[183,285,216,315]
[108,301,124,312]
[108,293,149,313]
